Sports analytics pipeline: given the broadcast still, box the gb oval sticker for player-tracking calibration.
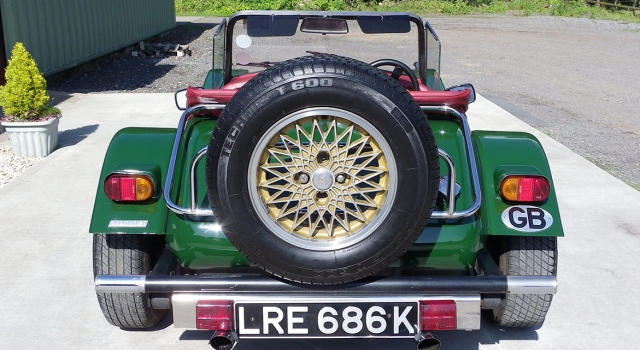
[501,206,553,232]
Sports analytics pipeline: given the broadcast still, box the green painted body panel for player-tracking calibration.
[172,118,217,209]
[408,217,484,270]
[164,117,482,270]
[89,128,176,234]
[405,119,483,270]
[92,117,561,270]
[471,131,564,237]
[163,116,247,269]
[166,214,250,269]
[429,119,474,212]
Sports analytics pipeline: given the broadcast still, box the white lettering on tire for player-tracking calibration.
[319,78,332,86]
[292,81,305,90]
[277,78,334,95]
[305,78,319,87]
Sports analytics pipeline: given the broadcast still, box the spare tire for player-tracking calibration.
[206,55,439,284]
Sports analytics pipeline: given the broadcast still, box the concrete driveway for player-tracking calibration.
[0,92,639,350]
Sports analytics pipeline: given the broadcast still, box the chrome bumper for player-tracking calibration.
[95,274,557,295]
[173,293,482,330]
[95,274,556,330]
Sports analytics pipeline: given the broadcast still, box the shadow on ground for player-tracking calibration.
[122,313,174,332]
[58,124,99,148]
[49,90,74,106]
[178,317,539,350]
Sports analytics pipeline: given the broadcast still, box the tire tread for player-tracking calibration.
[493,236,557,327]
[93,234,165,329]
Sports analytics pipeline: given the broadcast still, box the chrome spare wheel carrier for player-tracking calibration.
[163,104,481,219]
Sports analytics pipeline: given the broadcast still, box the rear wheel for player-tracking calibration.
[93,234,166,328]
[492,236,557,327]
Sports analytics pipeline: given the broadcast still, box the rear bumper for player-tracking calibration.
[95,274,557,295]
[175,293,482,331]
[95,274,557,331]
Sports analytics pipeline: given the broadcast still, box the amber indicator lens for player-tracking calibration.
[104,174,154,202]
[499,176,550,202]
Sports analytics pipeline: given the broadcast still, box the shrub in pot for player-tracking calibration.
[0,42,60,158]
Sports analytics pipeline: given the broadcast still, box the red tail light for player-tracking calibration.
[104,174,154,202]
[196,300,234,331]
[419,300,457,331]
[499,176,550,202]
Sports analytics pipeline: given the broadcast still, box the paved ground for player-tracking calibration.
[433,15,640,189]
[1,92,639,350]
[46,14,640,188]
[2,13,640,350]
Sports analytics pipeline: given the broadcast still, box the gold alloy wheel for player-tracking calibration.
[248,107,397,251]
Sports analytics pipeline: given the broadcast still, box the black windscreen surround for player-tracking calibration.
[300,17,349,34]
[357,15,411,34]
[246,15,299,37]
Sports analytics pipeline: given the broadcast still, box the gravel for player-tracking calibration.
[48,22,218,93]
[0,147,40,189]
[2,14,638,189]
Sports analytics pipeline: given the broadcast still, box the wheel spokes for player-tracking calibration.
[256,115,390,241]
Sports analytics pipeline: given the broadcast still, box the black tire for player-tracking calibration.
[492,236,557,327]
[206,55,439,285]
[93,234,166,329]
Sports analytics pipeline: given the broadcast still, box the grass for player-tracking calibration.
[175,0,640,22]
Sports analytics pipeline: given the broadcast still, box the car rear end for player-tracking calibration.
[90,11,562,349]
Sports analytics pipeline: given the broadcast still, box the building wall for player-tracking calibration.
[0,0,175,76]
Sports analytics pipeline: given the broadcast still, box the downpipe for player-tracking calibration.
[209,331,238,350]
[416,332,441,350]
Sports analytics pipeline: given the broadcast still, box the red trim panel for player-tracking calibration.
[222,73,259,90]
[186,87,235,106]
[186,75,470,113]
[410,90,471,113]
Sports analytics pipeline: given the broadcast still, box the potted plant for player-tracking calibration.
[0,42,60,158]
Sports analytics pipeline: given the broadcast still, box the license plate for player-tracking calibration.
[236,301,418,338]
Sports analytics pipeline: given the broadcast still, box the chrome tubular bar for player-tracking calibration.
[165,104,481,219]
[95,274,557,295]
[189,148,208,212]
[425,106,481,219]
[164,105,224,216]
[436,148,456,218]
